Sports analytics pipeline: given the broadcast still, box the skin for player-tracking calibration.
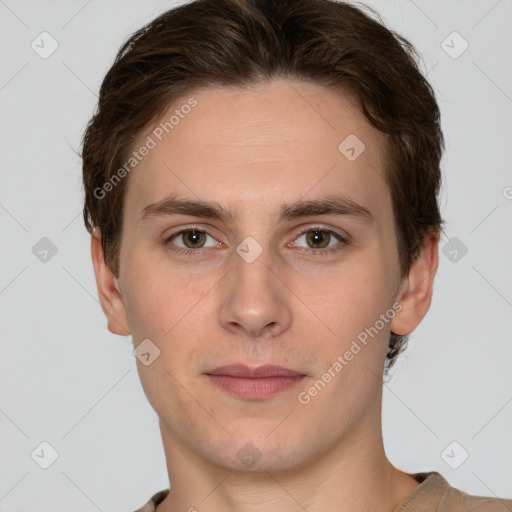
[91,79,438,512]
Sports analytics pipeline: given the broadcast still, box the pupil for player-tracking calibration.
[185,230,205,248]
[308,230,329,248]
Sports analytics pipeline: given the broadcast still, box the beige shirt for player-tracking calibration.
[134,471,512,511]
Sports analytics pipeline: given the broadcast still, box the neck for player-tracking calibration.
[156,408,419,512]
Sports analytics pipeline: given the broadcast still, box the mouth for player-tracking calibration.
[204,364,307,399]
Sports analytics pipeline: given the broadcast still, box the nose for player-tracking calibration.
[218,244,292,339]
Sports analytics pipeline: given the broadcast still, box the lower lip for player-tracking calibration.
[206,375,306,399]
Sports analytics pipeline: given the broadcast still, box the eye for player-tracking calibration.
[290,227,347,255]
[165,228,220,255]
[164,225,348,258]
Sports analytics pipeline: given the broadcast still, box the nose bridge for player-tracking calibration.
[218,236,291,337]
[232,237,279,309]
[235,239,275,293]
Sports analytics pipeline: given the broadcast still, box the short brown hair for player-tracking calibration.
[81,0,444,372]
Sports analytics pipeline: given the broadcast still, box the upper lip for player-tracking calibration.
[205,364,305,378]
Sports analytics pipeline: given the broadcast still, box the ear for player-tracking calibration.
[390,230,439,336]
[90,228,130,336]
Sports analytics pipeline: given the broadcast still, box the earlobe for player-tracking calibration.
[390,231,439,336]
[90,228,131,336]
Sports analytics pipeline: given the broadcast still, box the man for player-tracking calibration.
[81,0,512,510]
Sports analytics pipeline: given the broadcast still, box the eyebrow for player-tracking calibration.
[139,193,374,224]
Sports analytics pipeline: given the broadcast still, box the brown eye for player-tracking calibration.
[291,227,347,257]
[181,229,207,248]
[305,230,332,249]
[166,228,218,253]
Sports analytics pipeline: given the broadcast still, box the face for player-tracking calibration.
[92,78,437,474]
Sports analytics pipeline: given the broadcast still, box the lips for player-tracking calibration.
[205,364,305,378]
[204,364,307,399]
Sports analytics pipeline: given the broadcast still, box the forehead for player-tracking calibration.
[124,79,390,224]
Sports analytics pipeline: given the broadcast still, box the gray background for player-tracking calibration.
[0,0,511,510]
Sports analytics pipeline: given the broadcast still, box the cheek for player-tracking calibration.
[121,245,195,330]
[121,251,216,372]
[121,259,209,410]
[124,274,196,341]
[298,256,394,342]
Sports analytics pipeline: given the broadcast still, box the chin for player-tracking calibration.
[200,428,313,474]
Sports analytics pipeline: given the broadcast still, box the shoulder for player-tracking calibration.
[133,489,169,512]
[395,472,512,512]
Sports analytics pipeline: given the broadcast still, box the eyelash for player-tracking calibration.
[164,225,348,258]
